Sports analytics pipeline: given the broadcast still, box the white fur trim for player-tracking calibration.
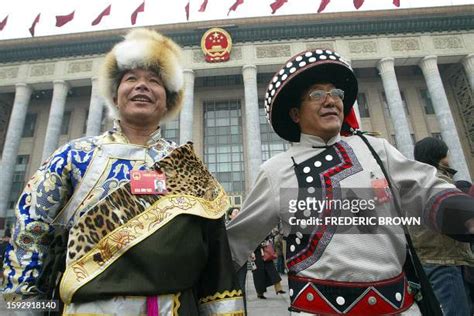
[113,38,183,93]
[114,40,150,73]
[166,62,183,93]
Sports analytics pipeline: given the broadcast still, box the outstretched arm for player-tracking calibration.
[226,169,281,270]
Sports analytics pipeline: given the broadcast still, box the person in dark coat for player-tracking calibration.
[252,238,286,299]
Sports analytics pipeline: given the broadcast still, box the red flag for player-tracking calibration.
[353,0,364,9]
[317,0,330,13]
[29,13,40,37]
[56,10,75,27]
[0,15,7,31]
[393,0,400,7]
[270,0,288,14]
[199,0,208,12]
[92,4,111,26]
[131,1,145,25]
[228,0,244,16]
[185,1,190,20]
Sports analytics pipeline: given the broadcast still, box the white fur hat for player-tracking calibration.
[99,28,184,121]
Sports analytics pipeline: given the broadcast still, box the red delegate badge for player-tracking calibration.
[130,170,168,195]
[371,178,391,203]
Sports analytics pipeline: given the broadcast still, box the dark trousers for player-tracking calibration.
[276,255,285,274]
[237,264,248,314]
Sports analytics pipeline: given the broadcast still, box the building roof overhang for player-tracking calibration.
[0,5,473,64]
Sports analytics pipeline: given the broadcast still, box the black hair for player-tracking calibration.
[413,137,448,168]
[455,180,472,193]
[227,207,240,218]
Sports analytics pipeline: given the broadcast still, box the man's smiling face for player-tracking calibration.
[114,68,168,127]
[289,82,344,141]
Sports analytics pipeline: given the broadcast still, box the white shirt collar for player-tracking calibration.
[112,120,163,145]
[298,133,340,147]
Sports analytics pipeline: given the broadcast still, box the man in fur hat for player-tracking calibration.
[226,49,474,315]
[2,29,244,316]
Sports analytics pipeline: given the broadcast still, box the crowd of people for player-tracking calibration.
[1,27,474,316]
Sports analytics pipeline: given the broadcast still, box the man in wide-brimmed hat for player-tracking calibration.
[2,29,244,315]
[227,49,474,315]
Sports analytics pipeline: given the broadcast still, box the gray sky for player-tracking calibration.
[0,0,472,40]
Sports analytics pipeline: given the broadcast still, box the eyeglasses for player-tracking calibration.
[308,89,344,103]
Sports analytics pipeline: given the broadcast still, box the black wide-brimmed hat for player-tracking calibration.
[264,49,358,142]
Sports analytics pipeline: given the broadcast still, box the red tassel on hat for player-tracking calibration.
[341,107,359,136]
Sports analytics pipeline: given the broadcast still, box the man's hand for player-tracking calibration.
[465,218,474,234]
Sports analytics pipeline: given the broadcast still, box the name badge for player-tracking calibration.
[371,178,391,203]
[130,170,168,195]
